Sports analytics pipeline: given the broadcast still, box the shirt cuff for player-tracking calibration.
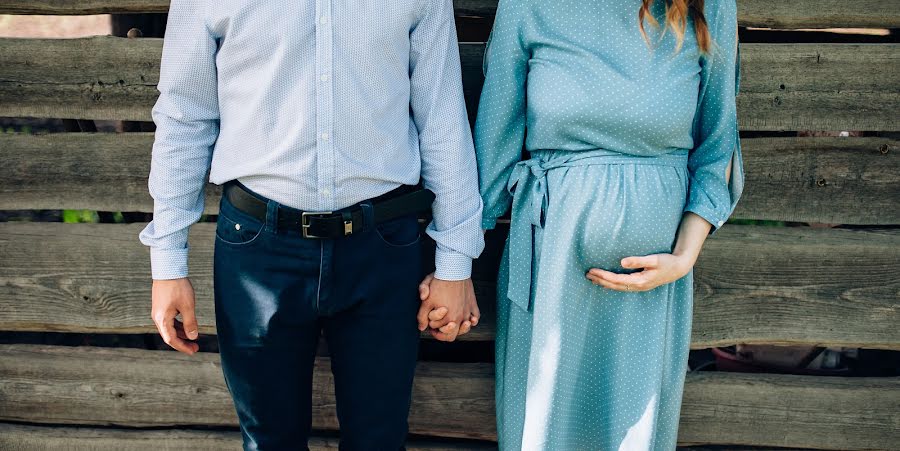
[433,247,473,281]
[150,246,190,280]
[684,203,727,236]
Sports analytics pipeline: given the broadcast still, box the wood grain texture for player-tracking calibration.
[1,0,897,28]
[0,423,496,451]
[0,345,496,441]
[734,137,900,224]
[3,134,897,224]
[0,423,830,451]
[677,371,900,450]
[0,223,897,349]
[1,344,897,449]
[1,37,898,131]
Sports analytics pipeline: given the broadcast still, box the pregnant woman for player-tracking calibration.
[475,0,744,449]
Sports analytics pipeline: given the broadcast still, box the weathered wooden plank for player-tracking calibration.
[2,133,897,224]
[733,137,900,224]
[1,0,897,29]
[0,423,495,451]
[0,423,827,451]
[677,371,900,450]
[0,345,496,441]
[690,226,900,350]
[1,344,898,449]
[1,223,897,349]
[1,36,898,131]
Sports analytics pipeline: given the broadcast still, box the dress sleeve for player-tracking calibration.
[683,0,744,235]
[473,0,530,230]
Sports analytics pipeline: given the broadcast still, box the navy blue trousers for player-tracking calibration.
[213,180,423,450]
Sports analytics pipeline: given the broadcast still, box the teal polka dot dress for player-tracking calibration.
[474,1,744,449]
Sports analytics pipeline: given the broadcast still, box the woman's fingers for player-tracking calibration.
[428,306,448,321]
[588,268,642,286]
[586,269,657,292]
[621,254,659,269]
[586,273,630,291]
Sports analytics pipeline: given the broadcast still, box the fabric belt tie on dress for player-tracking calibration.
[503,149,690,312]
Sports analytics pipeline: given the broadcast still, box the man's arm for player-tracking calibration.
[408,0,485,341]
[138,0,220,354]
[139,0,219,279]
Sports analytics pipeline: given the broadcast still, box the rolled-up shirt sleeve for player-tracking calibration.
[138,0,220,279]
[683,0,744,234]
[409,0,486,280]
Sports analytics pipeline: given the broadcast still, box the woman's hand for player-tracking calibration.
[586,253,694,292]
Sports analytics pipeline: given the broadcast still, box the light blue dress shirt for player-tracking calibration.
[138,0,484,281]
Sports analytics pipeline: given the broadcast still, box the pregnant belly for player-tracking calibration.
[542,162,689,274]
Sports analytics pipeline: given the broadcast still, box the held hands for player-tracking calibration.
[417,273,480,342]
[586,253,695,292]
[151,278,200,355]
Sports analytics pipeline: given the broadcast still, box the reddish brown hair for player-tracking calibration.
[639,0,711,54]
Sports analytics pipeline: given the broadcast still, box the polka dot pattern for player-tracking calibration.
[474,1,743,449]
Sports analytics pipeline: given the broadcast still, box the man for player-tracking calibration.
[138,0,484,449]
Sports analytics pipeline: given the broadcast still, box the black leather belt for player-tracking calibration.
[223,180,435,239]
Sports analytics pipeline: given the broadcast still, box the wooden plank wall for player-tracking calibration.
[0,1,898,450]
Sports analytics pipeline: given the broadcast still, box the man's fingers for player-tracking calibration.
[430,325,459,342]
[428,306,448,321]
[418,281,430,301]
[416,302,432,332]
[470,301,481,327]
[418,273,435,301]
[161,316,197,355]
[458,321,472,336]
[438,321,458,334]
[180,307,199,340]
[173,319,189,340]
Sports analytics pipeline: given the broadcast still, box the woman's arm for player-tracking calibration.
[474,0,531,229]
[588,0,743,292]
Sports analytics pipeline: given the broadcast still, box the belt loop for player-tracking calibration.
[265,199,278,233]
[359,201,374,232]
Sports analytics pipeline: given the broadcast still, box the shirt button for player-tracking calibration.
[322,189,331,196]
[319,16,328,25]
[320,74,329,82]
[321,132,330,141]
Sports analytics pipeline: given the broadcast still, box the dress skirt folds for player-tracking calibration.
[494,149,694,450]
[474,1,745,449]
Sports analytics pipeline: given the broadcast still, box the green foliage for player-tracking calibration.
[62,210,99,223]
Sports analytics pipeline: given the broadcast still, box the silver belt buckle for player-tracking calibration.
[301,211,333,238]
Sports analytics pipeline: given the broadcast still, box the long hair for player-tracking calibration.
[639,0,711,54]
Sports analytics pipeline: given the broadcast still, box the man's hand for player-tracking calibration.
[151,277,200,355]
[417,273,479,342]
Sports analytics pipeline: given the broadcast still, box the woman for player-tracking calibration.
[474,0,744,449]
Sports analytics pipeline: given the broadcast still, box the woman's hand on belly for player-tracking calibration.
[585,212,714,292]
[585,253,693,292]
